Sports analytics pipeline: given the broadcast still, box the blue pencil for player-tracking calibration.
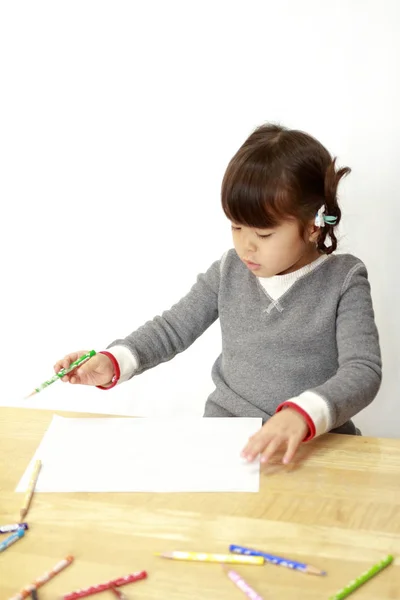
[0,528,25,553]
[229,544,326,576]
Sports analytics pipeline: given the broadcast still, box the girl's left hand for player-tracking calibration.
[241,409,309,465]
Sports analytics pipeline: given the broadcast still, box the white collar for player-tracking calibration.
[258,255,329,301]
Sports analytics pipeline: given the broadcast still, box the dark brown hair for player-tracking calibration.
[221,123,351,253]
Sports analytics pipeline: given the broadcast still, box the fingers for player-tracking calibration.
[54,352,79,375]
[53,351,90,382]
[241,432,273,462]
[68,359,96,385]
[68,370,85,385]
[283,436,301,465]
[242,433,302,464]
[260,437,285,463]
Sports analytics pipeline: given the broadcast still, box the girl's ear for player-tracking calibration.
[307,222,320,244]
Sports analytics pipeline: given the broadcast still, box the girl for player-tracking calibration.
[54,124,382,464]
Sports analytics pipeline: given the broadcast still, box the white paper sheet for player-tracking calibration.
[16,416,261,493]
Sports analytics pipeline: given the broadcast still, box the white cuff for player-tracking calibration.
[106,345,139,384]
[287,391,332,437]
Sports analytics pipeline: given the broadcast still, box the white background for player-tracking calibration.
[0,1,398,437]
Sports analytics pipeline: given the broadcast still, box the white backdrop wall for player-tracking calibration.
[0,1,398,437]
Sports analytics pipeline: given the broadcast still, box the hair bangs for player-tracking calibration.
[221,158,295,229]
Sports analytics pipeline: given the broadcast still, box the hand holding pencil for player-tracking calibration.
[27,350,116,397]
[53,350,114,387]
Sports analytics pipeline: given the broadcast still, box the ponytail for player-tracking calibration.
[317,158,351,254]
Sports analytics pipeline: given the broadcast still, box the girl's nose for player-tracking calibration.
[244,234,257,252]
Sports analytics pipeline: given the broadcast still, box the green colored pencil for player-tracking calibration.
[27,350,96,397]
[329,554,394,600]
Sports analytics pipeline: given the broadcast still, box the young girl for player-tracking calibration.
[54,124,382,465]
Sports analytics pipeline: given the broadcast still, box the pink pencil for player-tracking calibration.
[226,569,265,600]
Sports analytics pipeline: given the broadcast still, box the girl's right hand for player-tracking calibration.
[53,351,115,387]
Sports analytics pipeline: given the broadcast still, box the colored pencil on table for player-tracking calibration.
[62,571,147,600]
[0,522,28,533]
[26,350,96,397]
[110,588,128,600]
[8,555,74,600]
[0,528,25,553]
[20,459,42,519]
[229,544,326,575]
[226,569,265,600]
[155,551,264,565]
[329,554,394,600]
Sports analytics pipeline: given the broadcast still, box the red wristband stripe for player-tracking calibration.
[96,351,120,390]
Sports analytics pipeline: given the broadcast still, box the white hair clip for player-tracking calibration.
[315,205,337,227]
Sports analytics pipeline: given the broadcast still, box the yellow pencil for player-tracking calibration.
[20,460,42,519]
[155,551,264,565]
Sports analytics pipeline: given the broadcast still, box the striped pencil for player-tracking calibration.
[155,551,264,565]
[20,459,42,520]
[8,556,74,600]
[62,571,147,600]
[329,555,394,600]
[226,569,265,600]
[229,544,326,575]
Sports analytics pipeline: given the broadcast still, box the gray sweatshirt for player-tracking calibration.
[108,250,381,438]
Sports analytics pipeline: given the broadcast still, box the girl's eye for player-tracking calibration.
[230,225,272,238]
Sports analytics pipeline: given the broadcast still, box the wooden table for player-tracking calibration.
[1,407,399,599]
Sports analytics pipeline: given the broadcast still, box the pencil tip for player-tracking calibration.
[314,567,327,576]
[307,566,327,576]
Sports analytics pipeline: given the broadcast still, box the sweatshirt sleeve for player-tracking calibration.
[279,262,382,437]
[106,257,221,378]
